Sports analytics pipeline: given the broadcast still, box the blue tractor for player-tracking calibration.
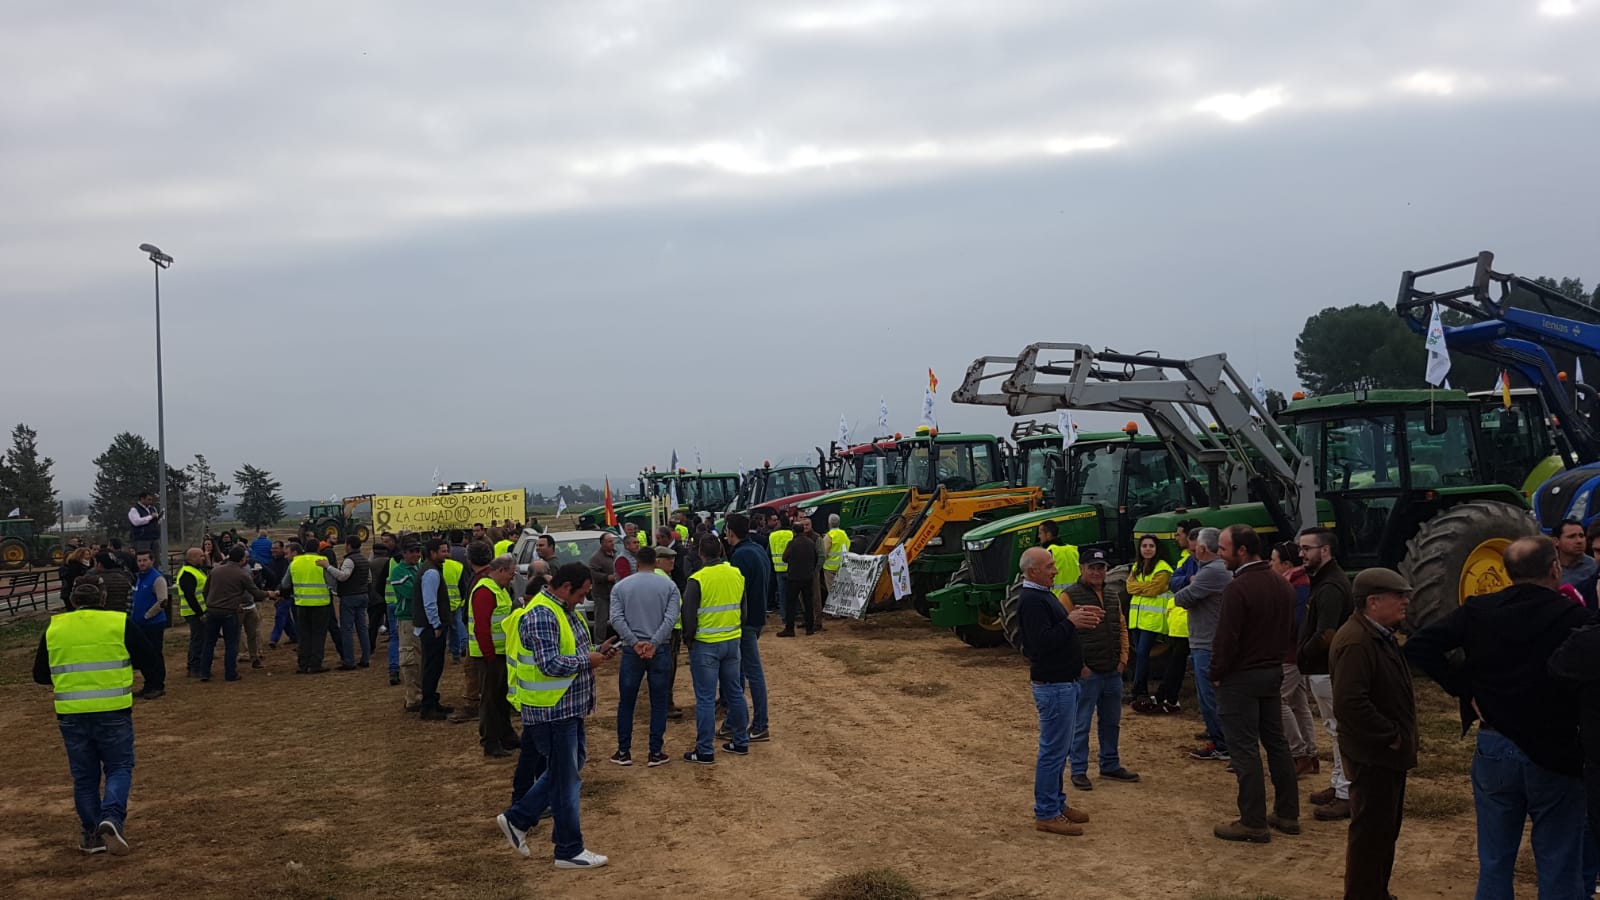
[1396,251,1600,532]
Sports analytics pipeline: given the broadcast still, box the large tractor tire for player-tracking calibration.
[999,578,1026,653]
[1400,500,1538,631]
[0,538,28,570]
[354,523,372,543]
[318,519,344,543]
[948,563,1007,647]
[47,544,66,566]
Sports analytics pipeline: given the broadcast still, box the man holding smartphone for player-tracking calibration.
[497,563,618,869]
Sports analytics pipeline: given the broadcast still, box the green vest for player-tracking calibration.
[178,565,208,618]
[1049,543,1081,594]
[388,560,418,618]
[468,576,513,658]
[824,528,849,572]
[442,558,465,611]
[690,561,744,643]
[1128,560,1174,634]
[512,593,579,708]
[46,610,133,715]
[769,529,793,573]
[290,553,331,607]
[502,602,532,711]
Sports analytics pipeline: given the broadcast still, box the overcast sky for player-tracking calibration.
[4,0,1597,502]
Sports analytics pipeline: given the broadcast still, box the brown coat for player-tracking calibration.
[1330,613,1418,772]
[1062,580,1130,673]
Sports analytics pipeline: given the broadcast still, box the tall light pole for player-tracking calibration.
[139,243,174,570]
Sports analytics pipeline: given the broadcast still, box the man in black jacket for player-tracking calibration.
[1408,536,1592,899]
[1295,526,1354,820]
[1016,546,1103,836]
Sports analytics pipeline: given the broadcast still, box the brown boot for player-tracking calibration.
[1309,756,1321,774]
[1294,756,1315,778]
[447,705,479,724]
[1035,815,1084,836]
[1059,806,1090,824]
[1266,813,1301,835]
[1214,820,1271,843]
[1309,787,1337,806]
[1313,798,1351,820]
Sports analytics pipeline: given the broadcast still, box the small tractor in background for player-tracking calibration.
[301,495,374,544]
[0,518,64,570]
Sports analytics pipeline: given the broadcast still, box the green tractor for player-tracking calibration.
[0,518,64,570]
[796,428,1005,551]
[301,495,373,544]
[579,470,742,533]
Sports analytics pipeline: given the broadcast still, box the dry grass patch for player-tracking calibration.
[814,868,921,900]
[898,681,950,698]
[1405,784,1472,819]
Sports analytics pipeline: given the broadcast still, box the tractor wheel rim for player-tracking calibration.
[976,613,1002,632]
[1459,538,1514,604]
[2,547,23,564]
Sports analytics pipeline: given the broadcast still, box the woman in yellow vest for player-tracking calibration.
[34,582,162,855]
[1125,534,1172,708]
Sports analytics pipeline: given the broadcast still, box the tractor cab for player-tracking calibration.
[839,439,902,489]
[1467,388,1564,496]
[901,430,1003,494]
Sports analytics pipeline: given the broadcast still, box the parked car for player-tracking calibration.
[509,529,607,626]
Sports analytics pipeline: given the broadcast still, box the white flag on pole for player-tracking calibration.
[1058,409,1077,449]
[878,396,889,433]
[1577,357,1587,386]
[669,479,680,512]
[1424,302,1451,387]
[432,466,440,483]
[738,458,746,480]
[5,507,19,518]
[327,492,338,503]
[838,414,851,447]
[921,387,938,429]
[694,446,702,469]
[556,495,568,516]
[670,449,679,472]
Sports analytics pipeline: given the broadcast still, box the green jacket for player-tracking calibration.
[389,560,419,619]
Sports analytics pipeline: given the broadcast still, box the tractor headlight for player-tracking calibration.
[965,538,995,551]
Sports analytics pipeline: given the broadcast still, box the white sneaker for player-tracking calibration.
[496,814,530,858]
[554,849,609,869]
[97,820,130,856]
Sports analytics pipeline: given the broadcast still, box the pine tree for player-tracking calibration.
[0,424,59,530]
[184,454,231,540]
[233,464,285,529]
[89,433,160,536]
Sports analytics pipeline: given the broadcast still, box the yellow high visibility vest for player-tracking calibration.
[442,558,465,611]
[674,524,690,543]
[290,553,331,607]
[45,609,133,715]
[769,529,794,573]
[690,561,744,644]
[1128,560,1174,634]
[178,565,208,618]
[494,539,514,557]
[1049,544,1081,595]
[468,576,513,658]
[824,528,849,572]
[502,602,532,711]
[1166,551,1193,638]
[512,593,580,708]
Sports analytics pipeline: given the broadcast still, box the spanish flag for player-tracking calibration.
[928,368,939,394]
[604,477,617,527]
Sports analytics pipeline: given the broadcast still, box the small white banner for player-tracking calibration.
[887,544,912,600]
[824,552,887,620]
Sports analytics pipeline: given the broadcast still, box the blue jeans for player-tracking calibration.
[386,604,399,674]
[1473,728,1588,900]
[340,598,370,665]
[271,600,298,643]
[504,717,586,860]
[58,711,135,836]
[1031,680,1081,820]
[201,610,240,680]
[1191,648,1226,752]
[1071,671,1123,776]
[452,606,468,659]
[1130,628,1158,696]
[690,639,748,755]
[616,647,673,755]
[772,577,785,614]
[740,627,769,733]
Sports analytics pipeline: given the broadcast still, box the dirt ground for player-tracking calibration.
[0,609,1526,900]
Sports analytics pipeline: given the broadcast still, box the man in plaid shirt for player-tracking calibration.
[497,562,618,869]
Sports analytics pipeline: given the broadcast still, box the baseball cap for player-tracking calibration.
[1082,549,1109,567]
[1351,567,1412,598]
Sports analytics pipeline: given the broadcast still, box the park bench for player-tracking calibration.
[1,571,54,616]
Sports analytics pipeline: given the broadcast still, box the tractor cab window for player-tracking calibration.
[908,441,997,491]
[1303,416,1402,492]
[1403,407,1477,488]
[1022,444,1064,491]
[856,453,900,487]
[1070,445,1124,506]
[1123,445,1188,517]
[1480,398,1551,488]
[694,478,737,511]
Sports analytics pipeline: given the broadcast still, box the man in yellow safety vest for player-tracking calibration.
[34,581,163,855]
[468,547,519,757]
[823,513,849,602]
[1037,519,1081,598]
[495,562,618,869]
[681,537,751,764]
[767,514,794,625]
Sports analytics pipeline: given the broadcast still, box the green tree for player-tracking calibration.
[183,454,231,540]
[88,432,185,537]
[1294,303,1427,394]
[0,424,58,529]
[233,464,285,529]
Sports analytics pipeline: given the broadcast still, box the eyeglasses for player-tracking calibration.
[1296,544,1318,553]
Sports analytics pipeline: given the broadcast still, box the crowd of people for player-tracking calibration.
[1021,516,1600,900]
